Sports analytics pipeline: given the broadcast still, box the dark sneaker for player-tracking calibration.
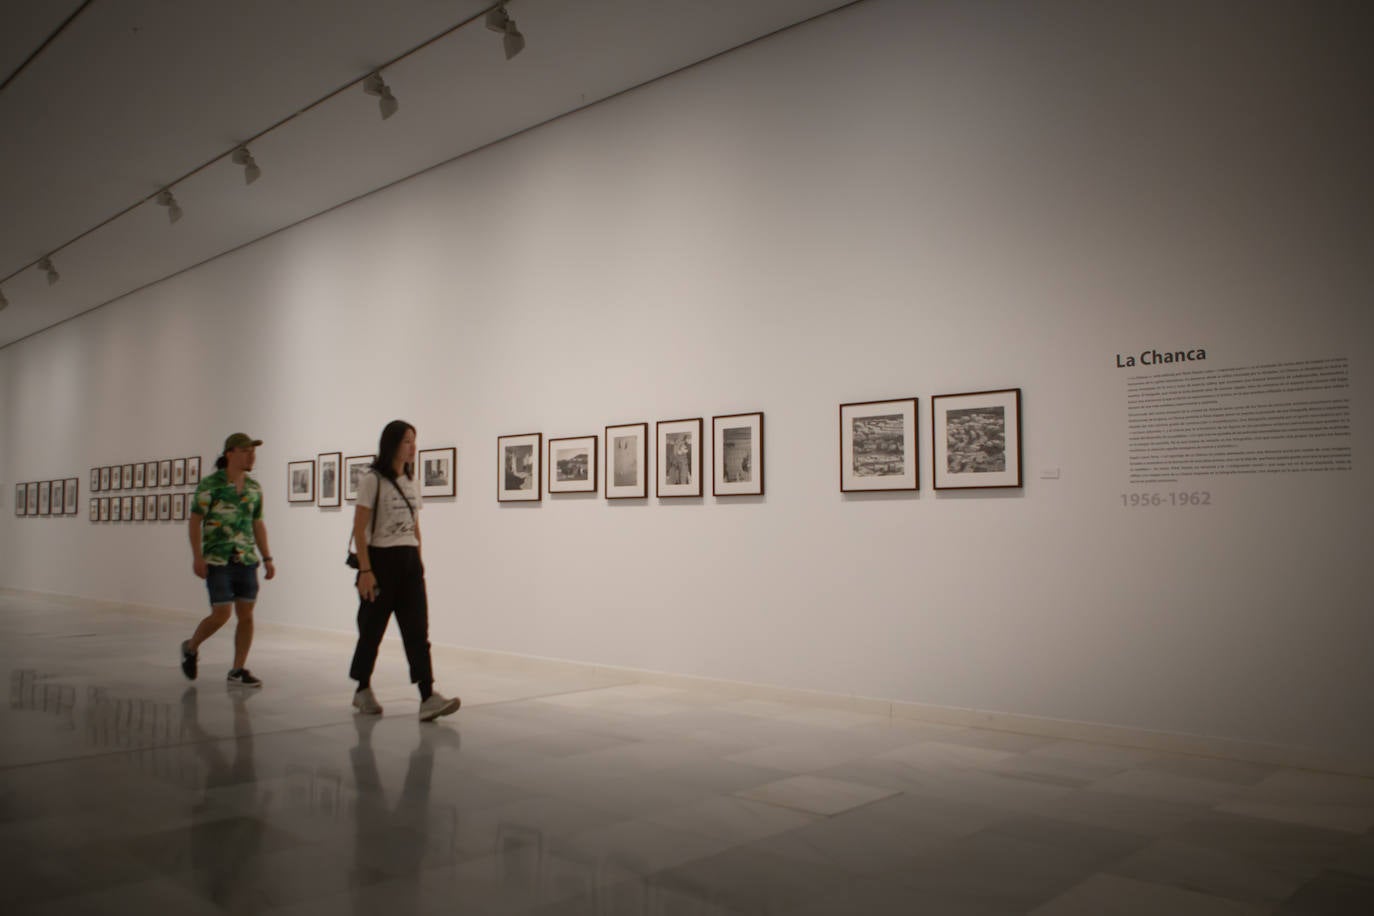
[226,668,263,688]
[180,640,198,680]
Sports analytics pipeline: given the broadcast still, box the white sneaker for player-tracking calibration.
[352,687,383,716]
[418,692,461,722]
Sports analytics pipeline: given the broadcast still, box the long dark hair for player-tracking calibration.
[372,420,416,481]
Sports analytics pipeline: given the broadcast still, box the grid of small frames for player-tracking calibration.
[82,457,203,523]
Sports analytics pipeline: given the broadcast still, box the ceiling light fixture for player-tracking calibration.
[38,257,59,285]
[485,4,525,59]
[231,146,262,185]
[363,72,399,120]
[156,189,183,224]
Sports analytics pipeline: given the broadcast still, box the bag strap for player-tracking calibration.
[385,474,416,519]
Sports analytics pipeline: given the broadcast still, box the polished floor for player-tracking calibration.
[1,592,1372,915]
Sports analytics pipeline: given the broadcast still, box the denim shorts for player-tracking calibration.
[206,561,260,606]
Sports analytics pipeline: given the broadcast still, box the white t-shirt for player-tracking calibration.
[357,470,422,548]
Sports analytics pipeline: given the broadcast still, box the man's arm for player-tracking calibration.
[253,519,276,580]
[188,514,207,579]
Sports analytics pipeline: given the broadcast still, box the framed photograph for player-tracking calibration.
[158,493,171,521]
[133,462,145,488]
[90,468,100,492]
[110,466,122,491]
[932,388,1022,490]
[145,494,157,520]
[132,494,145,521]
[17,483,28,516]
[145,460,158,487]
[604,423,648,499]
[51,480,64,515]
[89,499,98,522]
[497,433,542,502]
[121,496,133,520]
[26,482,38,515]
[840,398,918,492]
[158,459,172,488]
[417,447,456,498]
[345,455,374,501]
[172,493,187,521]
[317,452,342,508]
[548,437,597,494]
[712,412,764,497]
[111,496,122,522]
[64,478,78,515]
[100,466,111,491]
[186,456,202,485]
[121,464,133,489]
[38,480,51,516]
[656,418,703,498]
[99,497,111,521]
[287,460,316,503]
[172,458,186,487]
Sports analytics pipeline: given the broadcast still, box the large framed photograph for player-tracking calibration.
[38,480,51,516]
[145,460,158,487]
[64,478,78,515]
[172,493,187,521]
[932,388,1022,490]
[158,493,171,521]
[122,464,134,489]
[418,447,456,498]
[345,455,374,501]
[26,482,39,515]
[15,483,25,517]
[713,412,764,497]
[840,398,918,492]
[158,459,172,488]
[186,456,202,485]
[605,422,648,499]
[317,452,342,508]
[548,436,596,494]
[287,460,316,503]
[497,433,541,502]
[51,480,65,515]
[145,494,158,520]
[172,458,186,487]
[656,418,702,498]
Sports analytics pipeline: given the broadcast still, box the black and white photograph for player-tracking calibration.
[418,447,456,499]
[288,459,316,503]
[932,388,1022,490]
[99,497,110,522]
[497,433,541,502]
[548,436,597,494]
[172,458,186,487]
[121,496,133,520]
[158,459,172,488]
[133,462,145,488]
[605,422,648,499]
[38,480,51,516]
[110,466,122,491]
[318,452,342,508]
[145,494,157,520]
[172,493,187,521]
[110,496,122,522]
[656,417,702,498]
[186,455,201,485]
[840,398,918,492]
[344,455,374,501]
[132,493,145,521]
[64,478,79,515]
[100,466,111,491]
[51,480,64,515]
[89,499,98,522]
[90,468,100,492]
[713,412,764,497]
[121,464,133,489]
[145,461,158,487]
[158,493,171,521]
[25,482,38,515]
[15,483,25,517]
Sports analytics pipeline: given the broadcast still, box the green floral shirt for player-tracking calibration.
[191,470,264,565]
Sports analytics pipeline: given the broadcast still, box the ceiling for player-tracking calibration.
[0,0,852,348]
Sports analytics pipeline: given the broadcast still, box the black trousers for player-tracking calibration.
[349,545,433,685]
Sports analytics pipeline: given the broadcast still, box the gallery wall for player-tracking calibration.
[3,0,1372,766]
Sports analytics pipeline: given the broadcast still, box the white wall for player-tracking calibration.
[4,0,1372,763]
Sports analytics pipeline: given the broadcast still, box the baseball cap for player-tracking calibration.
[223,432,264,452]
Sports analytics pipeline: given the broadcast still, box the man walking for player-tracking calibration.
[181,433,276,687]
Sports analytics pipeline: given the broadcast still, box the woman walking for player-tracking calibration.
[349,420,460,721]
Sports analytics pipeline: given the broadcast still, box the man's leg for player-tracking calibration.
[189,604,233,651]
[231,601,255,669]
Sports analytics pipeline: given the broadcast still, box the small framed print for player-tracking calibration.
[417,447,456,499]
[158,493,171,520]
[932,388,1022,490]
[89,499,99,522]
[288,460,316,503]
[172,493,187,521]
[656,418,703,498]
[38,480,51,515]
[121,496,133,520]
[131,494,144,521]
[111,497,122,522]
[121,464,133,489]
[172,458,186,487]
[145,494,157,520]
[317,452,342,508]
[158,460,172,488]
[345,455,374,501]
[713,412,764,497]
[605,423,648,499]
[51,480,65,515]
[100,466,112,491]
[497,433,542,502]
[100,497,111,521]
[145,461,158,487]
[187,456,201,485]
[90,468,100,492]
[840,398,918,492]
[26,483,38,515]
[133,462,145,488]
[64,478,78,515]
[15,483,26,517]
[548,437,596,494]
[111,466,123,491]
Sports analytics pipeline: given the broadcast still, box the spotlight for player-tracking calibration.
[485,5,525,59]
[156,189,183,224]
[231,146,261,185]
[38,257,59,285]
[363,72,399,120]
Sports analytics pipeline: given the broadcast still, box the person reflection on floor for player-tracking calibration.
[181,685,269,911]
